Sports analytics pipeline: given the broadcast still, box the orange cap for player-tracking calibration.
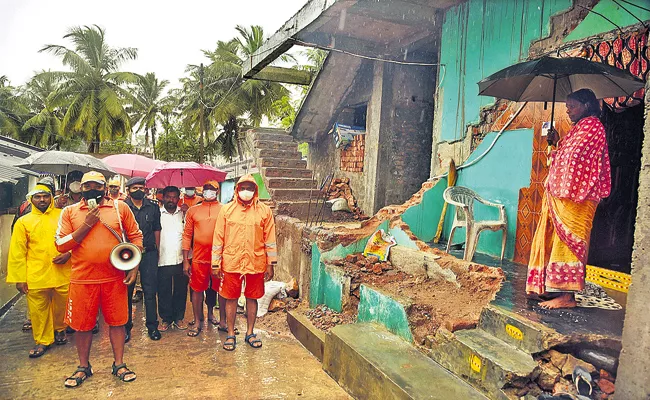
[81,171,106,185]
[203,180,220,189]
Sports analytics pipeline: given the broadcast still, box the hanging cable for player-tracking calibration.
[575,4,625,34]
[618,0,650,13]
[611,0,649,29]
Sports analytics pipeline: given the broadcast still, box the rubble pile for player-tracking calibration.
[326,178,368,220]
[305,304,356,332]
[503,349,617,399]
[332,253,409,300]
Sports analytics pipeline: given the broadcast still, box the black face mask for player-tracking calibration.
[130,190,146,200]
[81,189,104,202]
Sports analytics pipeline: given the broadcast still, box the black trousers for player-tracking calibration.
[126,251,159,332]
[157,264,188,323]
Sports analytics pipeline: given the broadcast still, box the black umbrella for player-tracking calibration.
[478,56,645,145]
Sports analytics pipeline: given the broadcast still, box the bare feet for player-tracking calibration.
[539,293,577,309]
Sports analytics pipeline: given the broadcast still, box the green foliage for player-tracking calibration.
[155,125,202,163]
[39,25,138,153]
[129,72,170,157]
[100,137,134,154]
[298,142,309,158]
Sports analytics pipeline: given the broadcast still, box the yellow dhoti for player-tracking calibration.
[26,284,69,346]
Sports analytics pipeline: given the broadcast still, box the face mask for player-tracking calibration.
[82,189,104,203]
[185,189,195,197]
[130,190,145,200]
[238,190,254,201]
[203,189,217,201]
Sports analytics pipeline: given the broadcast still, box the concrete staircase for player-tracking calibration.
[426,305,546,399]
[249,128,325,219]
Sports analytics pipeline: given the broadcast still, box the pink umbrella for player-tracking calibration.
[145,162,227,188]
[102,154,165,178]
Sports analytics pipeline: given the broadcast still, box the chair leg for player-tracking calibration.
[446,226,457,254]
[464,228,478,262]
[500,228,507,262]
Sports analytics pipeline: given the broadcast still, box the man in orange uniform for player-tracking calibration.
[212,175,276,351]
[55,171,143,388]
[180,187,202,212]
[182,180,226,337]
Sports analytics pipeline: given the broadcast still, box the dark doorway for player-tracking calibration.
[588,103,645,274]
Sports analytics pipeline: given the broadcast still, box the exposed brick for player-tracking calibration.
[340,134,365,172]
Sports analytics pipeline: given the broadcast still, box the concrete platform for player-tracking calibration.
[287,310,326,361]
[323,323,488,400]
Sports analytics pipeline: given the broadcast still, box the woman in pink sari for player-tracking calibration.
[526,89,612,309]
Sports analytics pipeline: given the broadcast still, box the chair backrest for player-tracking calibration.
[443,186,478,221]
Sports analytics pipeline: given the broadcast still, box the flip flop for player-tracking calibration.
[22,321,32,332]
[187,327,202,337]
[207,317,219,326]
[245,333,262,349]
[188,319,204,326]
[55,330,68,345]
[217,326,240,335]
[28,344,49,358]
[223,335,236,351]
[572,365,593,396]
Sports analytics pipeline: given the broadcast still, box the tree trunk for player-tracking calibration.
[236,133,244,162]
[151,124,157,159]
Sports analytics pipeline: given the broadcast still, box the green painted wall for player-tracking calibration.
[401,179,447,243]
[437,0,572,142]
[358,285,413,342]
[444,129,533,259]
[389,226,419,250]
[564,0,650,42]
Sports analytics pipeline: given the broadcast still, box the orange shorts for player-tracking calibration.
[219,271,265,300]
[65,280,128,331]
[190,262,220,292]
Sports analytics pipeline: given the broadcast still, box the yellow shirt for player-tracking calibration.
[7,203,71,289]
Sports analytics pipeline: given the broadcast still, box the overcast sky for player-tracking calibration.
[0,0,307,86]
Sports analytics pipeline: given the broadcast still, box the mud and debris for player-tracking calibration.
[255,298,302,336]
[326,178,368,220]
[328,253,502,344]
[305,305,357,332]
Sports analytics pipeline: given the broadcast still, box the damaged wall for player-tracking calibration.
[431,0,572,175]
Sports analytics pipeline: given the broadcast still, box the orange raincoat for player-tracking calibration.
[212,175,276,274]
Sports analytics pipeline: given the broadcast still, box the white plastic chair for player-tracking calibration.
[443,186,507,262]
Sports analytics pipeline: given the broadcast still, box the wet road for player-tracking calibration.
[0,296,350,400]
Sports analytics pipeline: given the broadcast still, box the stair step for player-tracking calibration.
[253,139,298,152]
[429,328,538,399]
[259,158,307,169]
[267,177,316,190]
[270,188,322,201]
[256,148,302,160]
[252,131,294,143]
[324,323,488,400]
[263,167,313,179]
[287,310,326,361]
[479,305,551,354]
[273,200,333,220]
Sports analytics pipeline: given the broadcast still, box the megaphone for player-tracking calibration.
[110,242,142,271]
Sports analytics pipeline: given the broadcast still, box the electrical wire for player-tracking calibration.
[618,0,650,13]
[611,0,649,29]
[575,4,625,34]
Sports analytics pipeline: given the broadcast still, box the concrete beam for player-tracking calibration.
[249,66,313,86]
[351,0,438,27]
[616,76,650,399]
[242,0,346,78]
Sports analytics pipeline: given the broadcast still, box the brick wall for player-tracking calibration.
[340,134,365,172]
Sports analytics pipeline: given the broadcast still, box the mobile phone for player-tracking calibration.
[88,198,97,209]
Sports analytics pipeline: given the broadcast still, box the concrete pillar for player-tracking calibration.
[363,61,386,215]
[616,80,650,398]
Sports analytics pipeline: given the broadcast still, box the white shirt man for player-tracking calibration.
[157,187,188,331]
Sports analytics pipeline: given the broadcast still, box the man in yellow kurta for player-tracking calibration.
[7,183,72,358]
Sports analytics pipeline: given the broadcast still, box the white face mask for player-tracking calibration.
[238,190,254,201]
[203,189,217,201]
[185,189,195,197]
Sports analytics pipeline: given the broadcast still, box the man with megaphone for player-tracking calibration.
[55,171,143,388]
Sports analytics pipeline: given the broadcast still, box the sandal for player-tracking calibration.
[207,317,219,326]
[245,333,262,349]
[28,344,49,358]
[223,335,236,351]
[217,326,239,335]
[22,320,32,331]
[55,330,68,345]
[112,362,136,383]
[64,363,93,388]
[188,318,204,326]
[187,327,202,337]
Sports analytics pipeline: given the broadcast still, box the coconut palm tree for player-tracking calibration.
[20,71,65,148]
[39,25,138,153]
[130,72,169,157]
[0,76,30,138]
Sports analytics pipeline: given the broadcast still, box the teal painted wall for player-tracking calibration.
[401,179,447,243]
[444,129,533,259]
[437,0,572,142]
[564,0,650,42]
[358,285,413,342]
